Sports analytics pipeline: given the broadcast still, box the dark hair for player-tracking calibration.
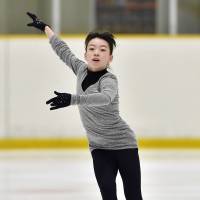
[85,31,116,55]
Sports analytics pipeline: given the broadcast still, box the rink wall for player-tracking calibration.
[0,35,200,149]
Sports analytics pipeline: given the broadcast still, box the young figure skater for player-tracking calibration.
[27,12,143,200]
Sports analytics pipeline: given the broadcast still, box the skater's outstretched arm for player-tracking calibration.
[45,26,55,39]
[46,75,118,110]
[26,12,86,75]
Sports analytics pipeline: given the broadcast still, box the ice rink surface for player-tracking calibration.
[0,149,200,200]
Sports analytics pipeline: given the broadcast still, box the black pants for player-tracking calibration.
[91,148,143,200]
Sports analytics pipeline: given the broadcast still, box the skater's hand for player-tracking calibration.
[46,91,71,110]
[26,12,48,32]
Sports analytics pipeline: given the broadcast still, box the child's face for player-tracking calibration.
[85,38,113,72]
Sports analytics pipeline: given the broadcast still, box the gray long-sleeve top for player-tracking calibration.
[50,35,138,151]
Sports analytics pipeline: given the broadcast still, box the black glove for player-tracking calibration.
[26,12,47,32]
[46,91,71,110]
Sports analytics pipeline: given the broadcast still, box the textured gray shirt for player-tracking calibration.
[50,35,138,151]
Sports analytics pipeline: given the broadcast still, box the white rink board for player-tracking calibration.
[0,41,5,137]
[0,37,200,138]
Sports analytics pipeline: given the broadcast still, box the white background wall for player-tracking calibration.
[0,36,200,138]
[0,41,5,136]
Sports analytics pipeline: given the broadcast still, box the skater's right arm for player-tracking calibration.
[27,12,86,75]
[48,30,85,75]
[45,26,54,39]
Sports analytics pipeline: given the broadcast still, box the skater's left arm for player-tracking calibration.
[46,76,118,110]
[71,76,118,107]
